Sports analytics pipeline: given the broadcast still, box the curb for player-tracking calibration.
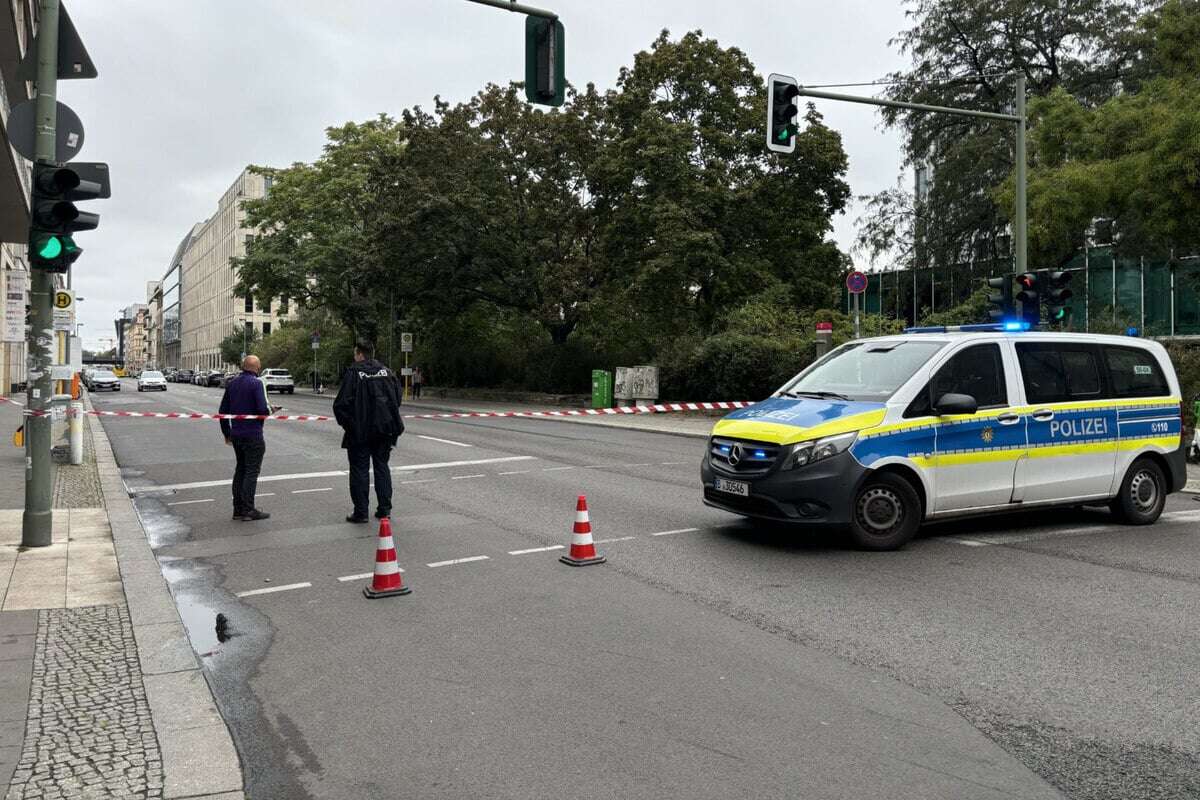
[86,393,246,800]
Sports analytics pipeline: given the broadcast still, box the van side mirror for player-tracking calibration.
[934,392,978,416]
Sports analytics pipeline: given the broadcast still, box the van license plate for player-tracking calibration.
[714,478,749,497]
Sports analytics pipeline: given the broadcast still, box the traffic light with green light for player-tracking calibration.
[29,162,102,273]
[1045,270,1073,324]
[986,275,1014,321]
[524,15,565,107]
[1016,271,1041,328]
[767,73,800,154]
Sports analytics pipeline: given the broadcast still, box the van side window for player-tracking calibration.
[1104,346,1169,398]
[905,343,1006,417]
[1016,343,1104,404]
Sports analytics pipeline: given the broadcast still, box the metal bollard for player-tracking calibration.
[69,402,83,465]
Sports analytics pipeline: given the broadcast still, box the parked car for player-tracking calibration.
[163,368,177,382]
[261,368,295,394]
[174,369,194,384]
[81,367,96,388]
[137,370,167,392]
[204,370,224,387]
[88,370,121,392]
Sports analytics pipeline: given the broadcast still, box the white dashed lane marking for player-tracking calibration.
[450,474,485,480]
[593,536,636,544]
[947,509,1200,547]
[427,555,490,568]
[167,498,214,507]
[498,470,530,475]
[417,434,473,448]
[542,466,575,472]
[292,487,333,494]
[337,570,400,582]
[651,528,700,537]
[508,545,565,555]
[236,582,312,598]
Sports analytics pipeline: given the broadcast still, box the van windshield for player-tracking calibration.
[778,340,946,402]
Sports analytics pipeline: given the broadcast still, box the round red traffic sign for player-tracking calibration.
[846,270,868,294]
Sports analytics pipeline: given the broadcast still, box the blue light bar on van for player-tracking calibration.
[904,322,1030,334]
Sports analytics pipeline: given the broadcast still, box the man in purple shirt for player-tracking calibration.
[219,355,272,521]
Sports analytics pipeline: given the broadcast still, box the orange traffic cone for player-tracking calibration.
[560,495,606,567]
[363,517,411,598]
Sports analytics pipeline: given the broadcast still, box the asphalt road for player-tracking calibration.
[93,379,1200,800]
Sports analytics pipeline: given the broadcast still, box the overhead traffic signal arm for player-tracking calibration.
[767,73,800,154]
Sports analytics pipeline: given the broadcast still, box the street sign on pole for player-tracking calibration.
[52,289,74,331]
[400,332,413,353]
[6,99,84,163]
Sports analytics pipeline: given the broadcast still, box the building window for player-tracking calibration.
[262,298,270,313]
[244,321,253,340]
[279,296,289,314]
[244,295,253,313]
[262,322,271,336]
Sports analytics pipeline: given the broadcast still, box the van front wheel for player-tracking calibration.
[1111,457,1167,525]
[847,472,922,551]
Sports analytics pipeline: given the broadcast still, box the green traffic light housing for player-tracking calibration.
[1045,270,1073,325]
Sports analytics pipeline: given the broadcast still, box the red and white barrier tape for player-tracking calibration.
[18,401,752,422]
[0,395,24,408]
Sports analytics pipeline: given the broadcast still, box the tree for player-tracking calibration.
[234,116,410,339]
[858,0,1152,269]
[596,30,851,335]
[1007,1,1200,266]
[218,325,260,367]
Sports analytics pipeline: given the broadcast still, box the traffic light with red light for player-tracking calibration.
[1016,272,1040,327]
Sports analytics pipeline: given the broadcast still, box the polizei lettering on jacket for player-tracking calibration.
[1048,417,1109,438]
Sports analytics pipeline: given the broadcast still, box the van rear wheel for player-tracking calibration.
[847,472,922,551]
[1111,457,1167,525]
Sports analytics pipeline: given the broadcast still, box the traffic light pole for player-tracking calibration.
[23,0,60,547]
[794,75,1027,275]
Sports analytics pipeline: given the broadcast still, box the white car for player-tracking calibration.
[137,370,168,392]
[262,368,295,394]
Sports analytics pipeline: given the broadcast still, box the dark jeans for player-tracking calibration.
[231,438,266,515]
[412,382,422,399]
[348,440,393,518]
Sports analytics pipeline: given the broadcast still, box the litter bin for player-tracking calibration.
[591,370,613,409]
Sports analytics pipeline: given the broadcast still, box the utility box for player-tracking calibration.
[591,370,613,409]
[614,366,659,406]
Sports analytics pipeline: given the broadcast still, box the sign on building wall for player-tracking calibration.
[3,270,27,342]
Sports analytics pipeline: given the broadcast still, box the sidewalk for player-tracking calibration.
[0,394,243,800]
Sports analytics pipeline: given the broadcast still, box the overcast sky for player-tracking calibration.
[65,0,911,350]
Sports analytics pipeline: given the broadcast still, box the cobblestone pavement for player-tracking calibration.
[52,417,104,509]
[4,606,163,800]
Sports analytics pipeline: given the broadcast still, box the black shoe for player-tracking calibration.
[374,510,390,520]
[243,509,271,521]
[346,514,369,524]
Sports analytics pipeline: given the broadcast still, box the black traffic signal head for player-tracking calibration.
[986,275,1014,321]
[1045,270,1074,323]
[524,16,565,107]
[1016,271,1041,327]
[28,162,105,272]
[767,73,800,154]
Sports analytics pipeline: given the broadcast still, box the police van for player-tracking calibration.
[701,326,1187,550]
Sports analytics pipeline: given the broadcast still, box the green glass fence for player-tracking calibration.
[843,247,1200,337]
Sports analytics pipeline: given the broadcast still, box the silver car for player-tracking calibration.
[137,370,167,392]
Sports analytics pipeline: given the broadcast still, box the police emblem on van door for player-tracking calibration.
[980,427,995,444]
